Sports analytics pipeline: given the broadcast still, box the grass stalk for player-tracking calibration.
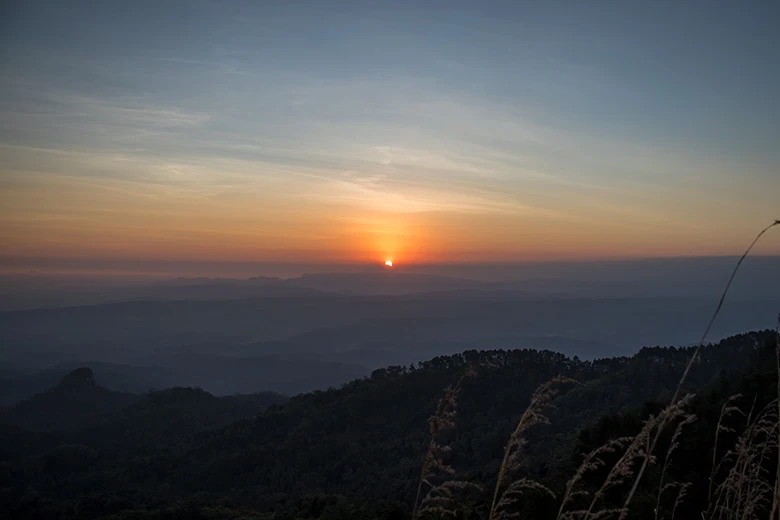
[771,315,780,519]
[617,221,779,518]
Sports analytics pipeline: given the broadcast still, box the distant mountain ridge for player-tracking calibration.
[3,255,779,310]
[0,361,180,406]
[2,291,778,398]
[0,366,287,433]
[0,367,138,431]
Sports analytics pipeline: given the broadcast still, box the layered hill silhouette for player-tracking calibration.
[0,330,776,519]
[0,362,179,406]
[0,367,138,431]
[4,257,780,311]
[0,367,287,434]
[3,292,777,398]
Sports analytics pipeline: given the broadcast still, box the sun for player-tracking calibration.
[384,260,393,267]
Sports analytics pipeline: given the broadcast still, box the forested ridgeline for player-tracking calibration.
[0,330,776,519]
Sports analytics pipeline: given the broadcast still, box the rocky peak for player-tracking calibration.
[57,367,97,390]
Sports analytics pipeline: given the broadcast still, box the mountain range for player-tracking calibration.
[0,330,775,519]
[1,285,777,399]
[3,256,779,310]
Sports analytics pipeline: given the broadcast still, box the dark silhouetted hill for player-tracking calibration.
[0,331,775,519]
[0,367,288,435]
[0,367,138,431]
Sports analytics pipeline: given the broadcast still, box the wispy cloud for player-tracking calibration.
[2,4,778,264]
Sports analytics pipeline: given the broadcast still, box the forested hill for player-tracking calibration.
[0,368,287,444]
[0,330,776,519]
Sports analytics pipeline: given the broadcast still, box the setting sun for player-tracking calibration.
[384,260,393,267]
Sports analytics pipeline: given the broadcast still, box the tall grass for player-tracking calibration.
[412,368,476,519]
[411,220,779,519]
[578,219,778,519]
[671,220,779,406]
[654,413,695,520]
[488,377,576,520]
[708,399,778,519]
[556,436,632,520]
[709,395,746,505]
[772,315,780,520]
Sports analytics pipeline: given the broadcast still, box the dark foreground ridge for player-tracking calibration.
[0,330,777,519]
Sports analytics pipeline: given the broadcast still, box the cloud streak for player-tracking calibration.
[1,1,779,265]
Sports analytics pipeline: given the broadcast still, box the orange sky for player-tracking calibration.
[2,3,780,273]
[1,169,778,273]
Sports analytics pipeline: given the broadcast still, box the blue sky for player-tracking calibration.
[1,0,778,270]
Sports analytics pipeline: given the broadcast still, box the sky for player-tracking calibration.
[1,0,779,275]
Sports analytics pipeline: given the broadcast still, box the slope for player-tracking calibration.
[0,330,774,520]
